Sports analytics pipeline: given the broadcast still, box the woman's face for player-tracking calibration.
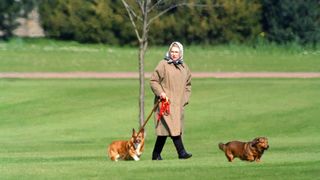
[169,46,180,61]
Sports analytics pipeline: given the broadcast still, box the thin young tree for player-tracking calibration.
[121,0,204,126]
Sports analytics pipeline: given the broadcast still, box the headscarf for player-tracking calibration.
[164,41,184,65]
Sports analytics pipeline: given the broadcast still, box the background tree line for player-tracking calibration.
[1,0,319,46]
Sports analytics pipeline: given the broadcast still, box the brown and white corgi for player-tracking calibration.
[107,128,144,161]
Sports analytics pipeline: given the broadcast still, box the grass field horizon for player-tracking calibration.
[0,38,319,72]
[1,78,319,179]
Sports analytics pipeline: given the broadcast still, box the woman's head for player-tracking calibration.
[168,42,183,61]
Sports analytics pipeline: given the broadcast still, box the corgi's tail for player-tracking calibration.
[218,143,226,152]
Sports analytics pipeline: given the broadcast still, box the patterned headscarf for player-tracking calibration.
[164,41,184,65]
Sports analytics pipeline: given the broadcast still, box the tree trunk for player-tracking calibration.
[138,42,145,126]
[138,1,149,127]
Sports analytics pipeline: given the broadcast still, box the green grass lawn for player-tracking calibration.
[0,38,319,72]
[1,78,319,179]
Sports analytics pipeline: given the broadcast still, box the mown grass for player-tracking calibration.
[0,78,319,179]
[0,38,319,72]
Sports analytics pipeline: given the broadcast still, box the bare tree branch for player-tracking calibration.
[121,0,142,41]
[147,3,206,26]
[123,0,143,21]
[141,0,150,42]
[136,0,145,14]
[148,0,164,13]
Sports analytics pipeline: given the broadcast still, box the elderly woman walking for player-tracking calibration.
[150,41,192,160]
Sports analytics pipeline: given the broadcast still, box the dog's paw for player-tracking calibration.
[133,155,140,161]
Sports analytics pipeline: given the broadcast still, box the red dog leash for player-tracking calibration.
[136,98,170,137]
[157,97,170,121]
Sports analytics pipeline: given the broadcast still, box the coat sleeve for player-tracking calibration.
[184,66,192,106]
[150,62,165,97]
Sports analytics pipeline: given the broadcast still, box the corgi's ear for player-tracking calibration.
[132,128,136,136]
[140,128,145,137]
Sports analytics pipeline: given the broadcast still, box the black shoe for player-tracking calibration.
[152,153,163,160]
[178,151,192,159]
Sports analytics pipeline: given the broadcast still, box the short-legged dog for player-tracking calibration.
[107,128,144,161]
[218,137,269,162]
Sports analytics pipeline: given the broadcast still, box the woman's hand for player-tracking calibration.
[160,92,167,100]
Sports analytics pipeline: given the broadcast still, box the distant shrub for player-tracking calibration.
[261,0,320,46]
[38,0,135,44]
[149,0,262,45]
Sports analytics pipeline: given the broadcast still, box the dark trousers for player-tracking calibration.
[152,135,191,160]
[152,136,167,160]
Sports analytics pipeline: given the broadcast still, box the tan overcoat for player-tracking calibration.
[150,60,191,136]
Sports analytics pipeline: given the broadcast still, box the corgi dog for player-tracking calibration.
[107,128,144,161]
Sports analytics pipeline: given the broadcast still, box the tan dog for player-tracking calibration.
[107,128,144,161]
[218,137,269,162]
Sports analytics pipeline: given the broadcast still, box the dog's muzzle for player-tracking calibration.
[134,142,140,149]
